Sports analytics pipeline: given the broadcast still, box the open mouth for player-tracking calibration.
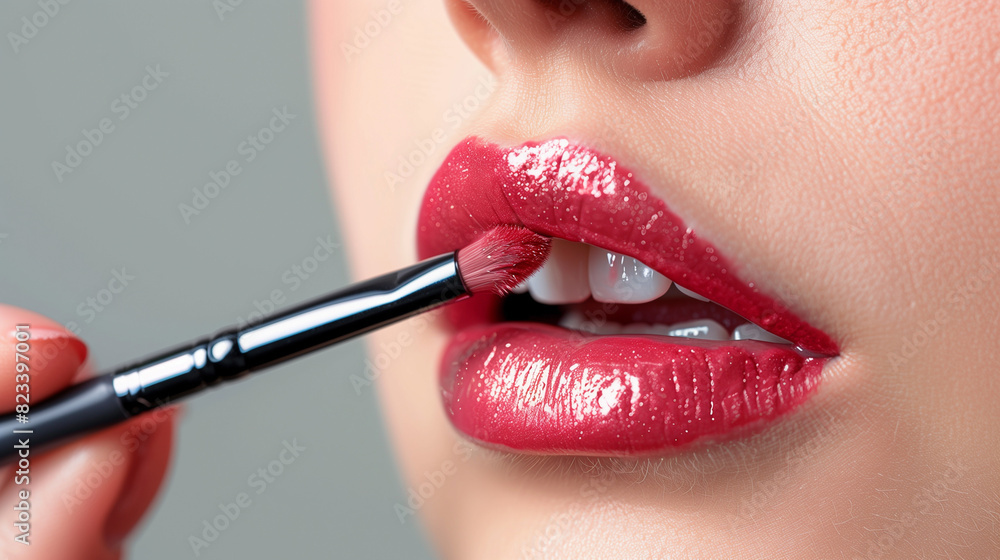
[503,240,796,344]
[418,137,839,456]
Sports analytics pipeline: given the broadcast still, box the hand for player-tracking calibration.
[0,304,175,559]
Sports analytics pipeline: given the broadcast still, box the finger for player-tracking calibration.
[39,324,178,548]
[102,407,177,548]
[0,410,176,559]
[0,303,90,494]
[0,305,176,558]
[0,304,88,412]
[0,429,128,558]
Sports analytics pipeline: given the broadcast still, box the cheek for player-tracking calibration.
[312,0,485,279]
[812,2,1000,301]
[732,1,1000,335]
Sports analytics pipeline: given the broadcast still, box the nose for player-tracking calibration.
[446,0,736,81]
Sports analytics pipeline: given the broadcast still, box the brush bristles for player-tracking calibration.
[456,226,551,296]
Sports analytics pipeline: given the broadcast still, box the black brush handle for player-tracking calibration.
[0,376,128,460]
[0,252,467,463]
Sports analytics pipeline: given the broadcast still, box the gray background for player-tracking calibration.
[0,2,434,558]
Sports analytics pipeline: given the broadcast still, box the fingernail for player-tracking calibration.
[30,327,89,369]
[32,325,88,360]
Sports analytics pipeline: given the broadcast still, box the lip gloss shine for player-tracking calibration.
[419,137,839,455]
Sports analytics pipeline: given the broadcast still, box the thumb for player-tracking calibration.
[0,304,175,559]
[0,304,87,410]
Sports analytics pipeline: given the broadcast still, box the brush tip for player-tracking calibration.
[456,226,551,296]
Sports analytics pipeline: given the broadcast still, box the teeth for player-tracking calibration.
[526,239,592,304]
[558,311,588,332]
[665,319,729,340]
[732,323,792,344]
[588,247,671,304]
[521,240,792,346]
[560,317,795,345]
[559,311,622,335]
[675,284,710,302]
[518,240,676,305]
[560,315,729,341]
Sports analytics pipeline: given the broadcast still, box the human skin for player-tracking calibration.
[0,305,175,560]
[310,1,999,558]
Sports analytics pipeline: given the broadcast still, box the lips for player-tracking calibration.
[418,137,838,456]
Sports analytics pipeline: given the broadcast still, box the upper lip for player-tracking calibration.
[417,136,839,356]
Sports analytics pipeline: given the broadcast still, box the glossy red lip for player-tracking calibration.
[418,137,838,456]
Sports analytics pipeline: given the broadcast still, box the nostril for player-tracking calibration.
[453,0,732,81]
[536,0,645,31]
[610,1,646,30]
[610,0,737,80]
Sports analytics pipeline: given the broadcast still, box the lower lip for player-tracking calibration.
[440,323,828,455]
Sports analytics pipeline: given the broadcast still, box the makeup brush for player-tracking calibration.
[0,226,550,462]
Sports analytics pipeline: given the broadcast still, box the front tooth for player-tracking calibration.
[732,323,792,344]
[588,247,671,303]
[512,280,529,294]
[527,239,591,304]
[666,319,729,341]
[676,284,710,302]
